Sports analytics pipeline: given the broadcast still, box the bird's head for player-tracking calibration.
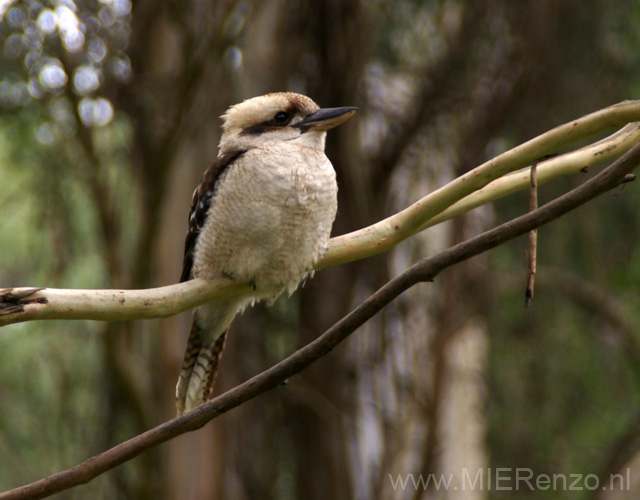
[218,92,357,154]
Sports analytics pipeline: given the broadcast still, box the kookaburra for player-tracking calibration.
[176,92,357,414]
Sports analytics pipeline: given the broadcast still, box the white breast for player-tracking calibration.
[192,141,338,302]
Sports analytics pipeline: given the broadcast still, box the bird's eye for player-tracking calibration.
[273,111,291,124]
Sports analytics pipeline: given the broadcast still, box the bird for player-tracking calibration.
[175,92,357,414]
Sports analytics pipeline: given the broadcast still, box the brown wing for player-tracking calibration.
[180,151,245,283]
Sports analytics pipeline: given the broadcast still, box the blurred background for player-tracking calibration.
[1,1,640,499]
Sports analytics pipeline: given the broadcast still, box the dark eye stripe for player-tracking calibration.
[239,111,296,136]
[238,102,302,136]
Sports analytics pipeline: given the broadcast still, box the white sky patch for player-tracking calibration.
[78,97,113,127]
[39,61,68,90]
[37,9,57,34]
[55,5,85,52]
[0,0,17,20]
[73,65,102,94]
[99,0,131,17]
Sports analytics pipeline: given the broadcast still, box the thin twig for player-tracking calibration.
[525,161,538,307]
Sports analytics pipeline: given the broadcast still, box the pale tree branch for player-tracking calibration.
[1,102,640,327]
[322,101,640,267]
[3,133,640,500]
[423,122,640,230]
[0,279,250,325]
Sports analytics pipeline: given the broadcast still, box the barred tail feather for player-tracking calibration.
[176,310,231,415]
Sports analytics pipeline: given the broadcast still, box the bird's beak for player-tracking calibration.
[295,106,358,131]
